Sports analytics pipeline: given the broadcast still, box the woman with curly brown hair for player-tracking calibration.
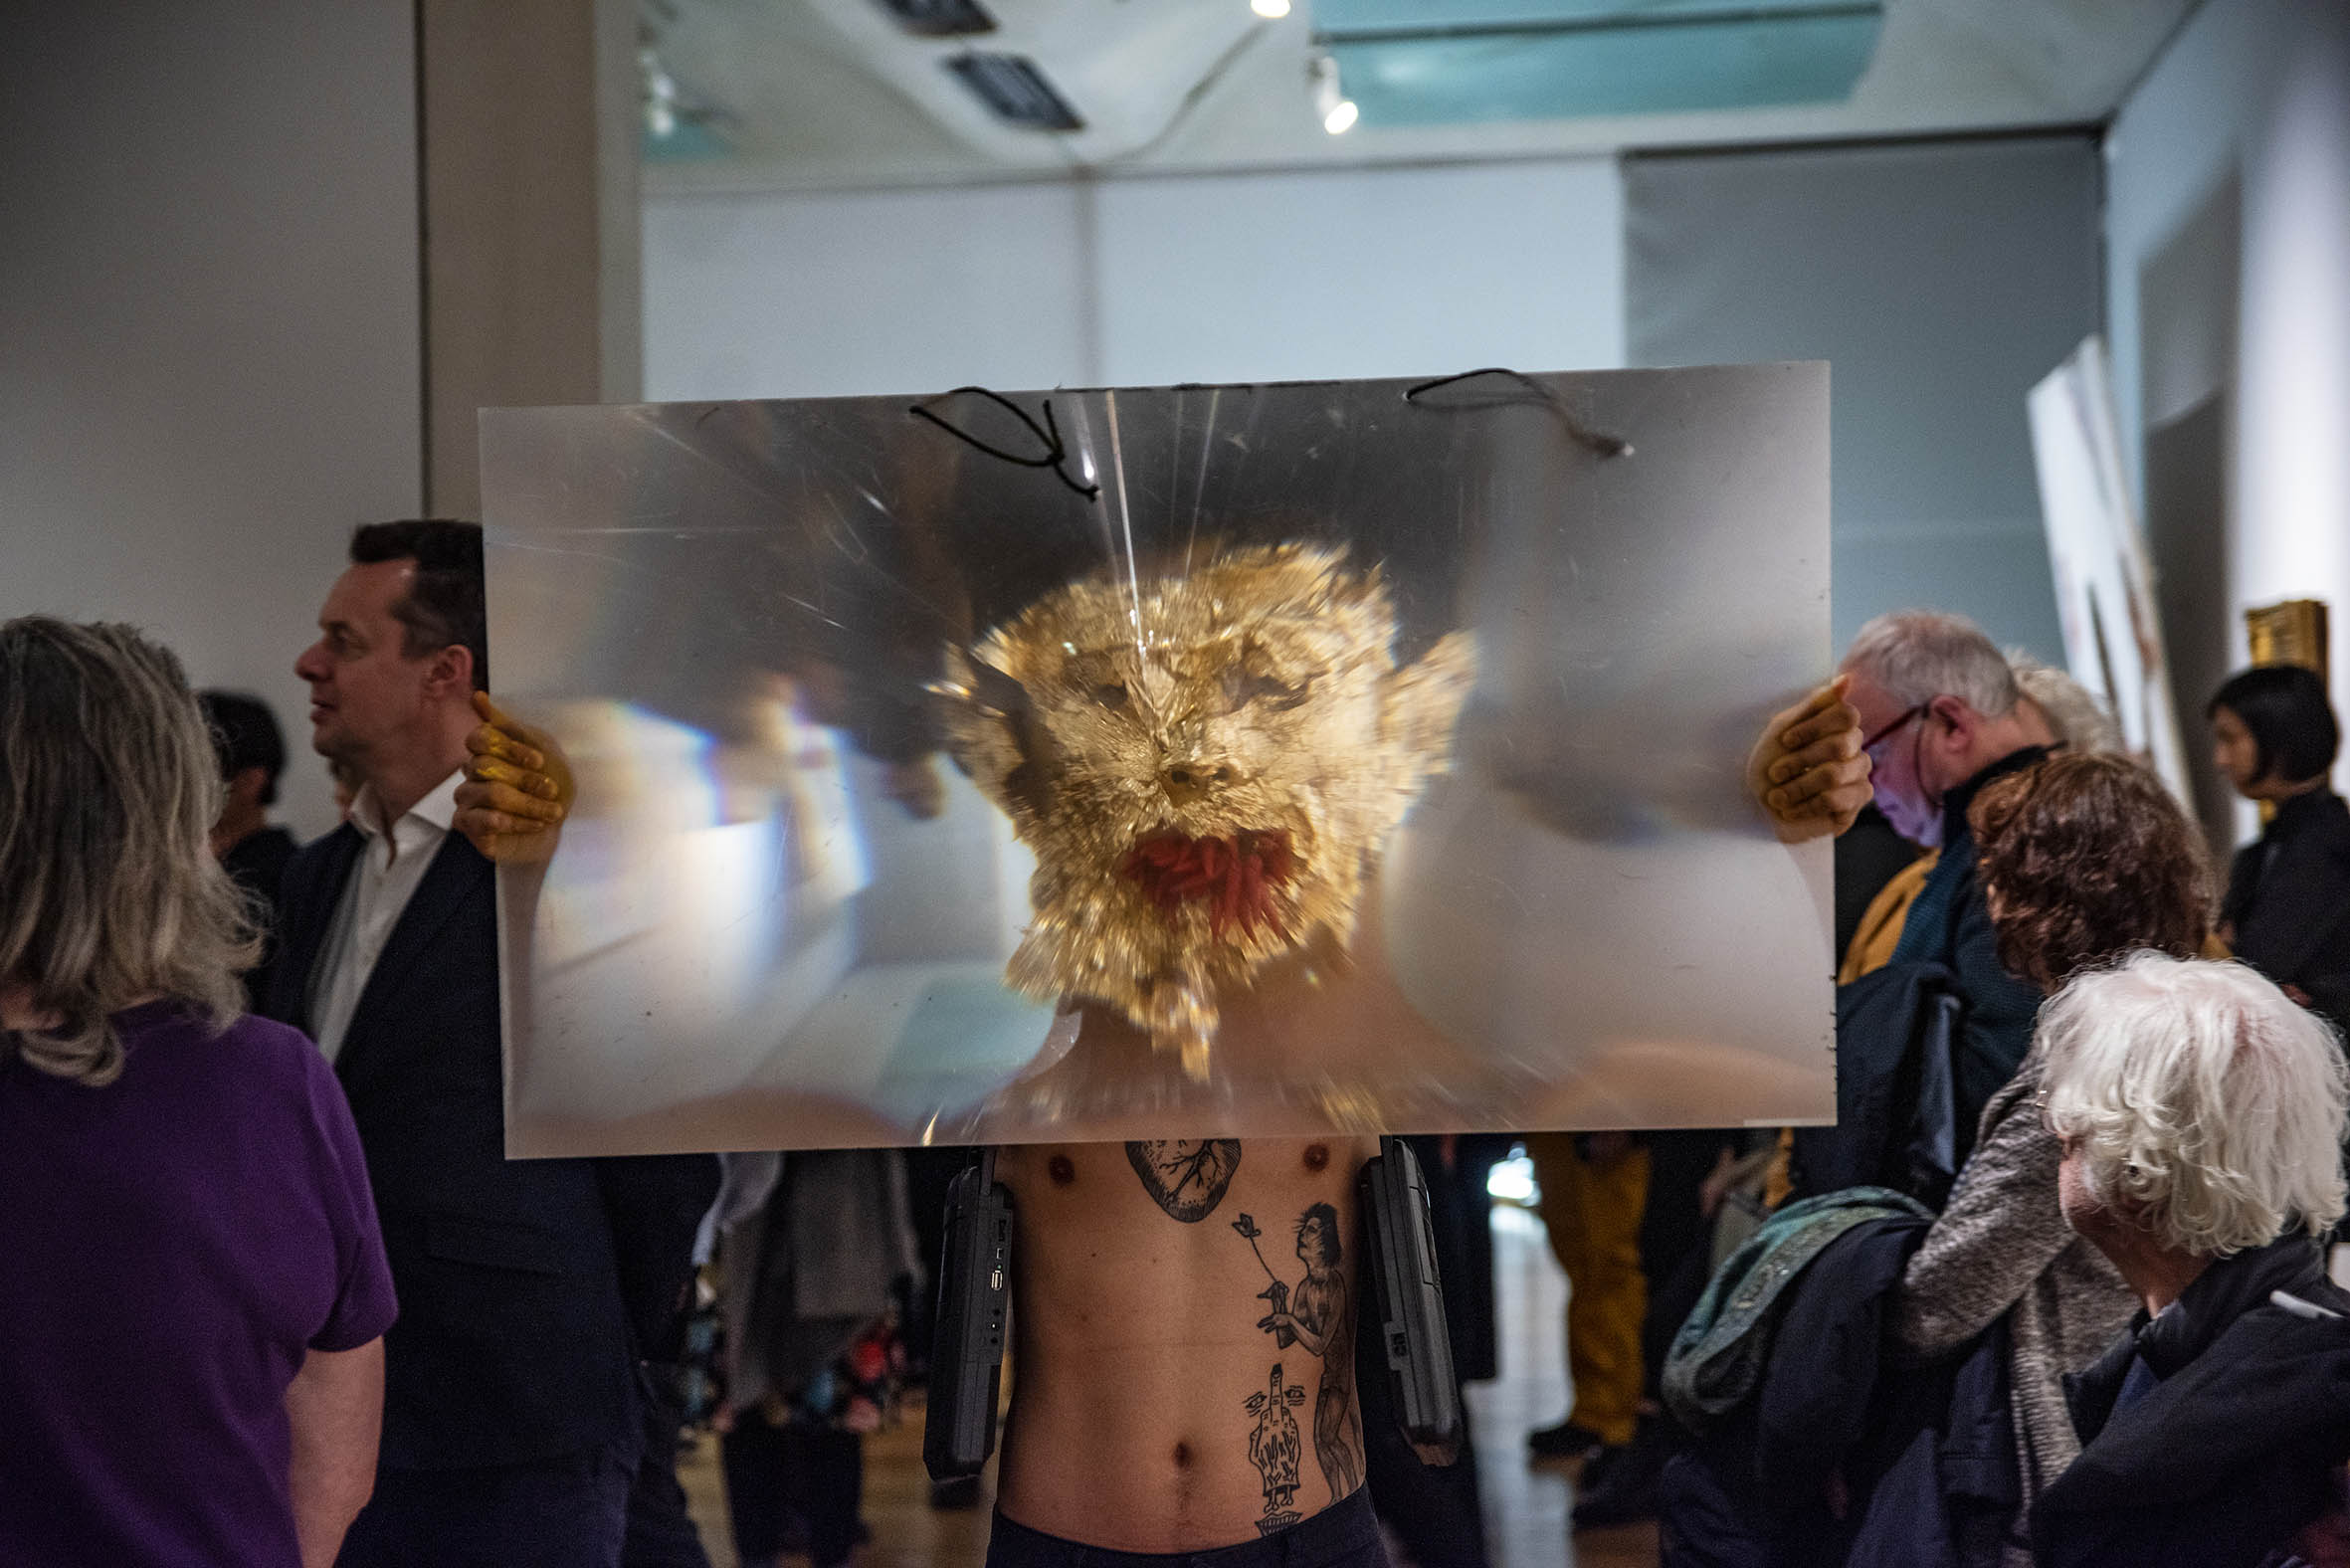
[1891,751,2213,1567]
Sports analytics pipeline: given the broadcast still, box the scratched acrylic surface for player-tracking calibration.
[480,364,1835,1156]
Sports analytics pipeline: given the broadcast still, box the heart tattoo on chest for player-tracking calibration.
[1125,1139,1244,1222]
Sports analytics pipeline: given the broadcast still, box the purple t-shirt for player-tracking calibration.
[0,1002,397,1567]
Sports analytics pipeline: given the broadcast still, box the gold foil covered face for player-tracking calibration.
[940,542,1475,1078]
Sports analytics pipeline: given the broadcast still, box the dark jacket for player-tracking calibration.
[1792,962,1961,1208]
[267,825,718,1470]
[2225,788,2350,1036]
[2033,1233,2350,1568]
[221,823,296,1012]
[1659,1206,1937,1568]
[1886,746,2049,1155]
[1663,1204,2018,1568]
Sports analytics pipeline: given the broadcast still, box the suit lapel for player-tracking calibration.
[270,825,364,1033]
[333,833,492,1080]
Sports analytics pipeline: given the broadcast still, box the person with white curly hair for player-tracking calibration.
[2029,952,2350,1568]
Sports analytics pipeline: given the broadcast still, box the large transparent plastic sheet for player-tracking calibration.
[481,364,1834,1156]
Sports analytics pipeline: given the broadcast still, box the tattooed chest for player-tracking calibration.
[1133,1139,1371,1526]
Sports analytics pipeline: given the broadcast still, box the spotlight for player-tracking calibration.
[641,47,680,139]
[1309,53,1355,135]
[1251,0,1290,17]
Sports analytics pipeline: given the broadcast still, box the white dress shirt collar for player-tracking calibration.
[349,768,463,855]
[310,768,464,1063]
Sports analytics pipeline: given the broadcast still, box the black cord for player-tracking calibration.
[1403,367,1633,458]
[908,386,1102,500]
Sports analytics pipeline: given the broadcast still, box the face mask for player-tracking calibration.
[1875,780,1944,849]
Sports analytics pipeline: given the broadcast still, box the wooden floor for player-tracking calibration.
[678,1202,1659,1568]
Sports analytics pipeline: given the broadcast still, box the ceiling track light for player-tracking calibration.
[1308,52,1356,134]
[641,46,680,139]
[1251,0,1291,18]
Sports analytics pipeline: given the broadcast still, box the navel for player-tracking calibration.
[1172,1441,1194,1469]
[1302,1143,1329,1173]
[1048,1154,1077,1186]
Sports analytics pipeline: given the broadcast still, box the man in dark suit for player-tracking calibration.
[268,519,716,1568]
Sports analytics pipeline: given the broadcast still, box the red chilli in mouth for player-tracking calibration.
[1120,830,1297,939]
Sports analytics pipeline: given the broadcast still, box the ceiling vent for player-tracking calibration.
[871,0,996,38]
[945,52,1084,131]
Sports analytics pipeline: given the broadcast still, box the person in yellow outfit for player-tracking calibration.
[1524,1132,1650,1459]
[1519,678,1879,1471]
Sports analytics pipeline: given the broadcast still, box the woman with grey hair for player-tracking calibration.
[2005,653,2123,757]
[2028,953,2350,1568]
[1893,753,2212,1565]
[0,617,397,1568]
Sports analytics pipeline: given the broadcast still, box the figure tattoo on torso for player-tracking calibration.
[938,543,1474,1077]
[1235,1202,1364,1504]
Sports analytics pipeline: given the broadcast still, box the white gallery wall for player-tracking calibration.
[2106,0,2350,801]
[1,1,424,841]
[647,141,2103,674]
[1622,136,2100,661]
[644,155,1627,399]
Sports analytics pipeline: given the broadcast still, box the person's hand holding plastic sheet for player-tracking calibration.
[1746,676,1871,843]
[453,691,570,863]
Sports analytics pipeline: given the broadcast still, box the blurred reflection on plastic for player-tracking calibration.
[477,365,1835,1155]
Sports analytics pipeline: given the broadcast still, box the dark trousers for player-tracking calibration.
[987,1486,1390,1568]
[1357,1294,1486,1568]
[335,1444,636,1568]
[719,1410,864,1568]
[624,1363,713,1568]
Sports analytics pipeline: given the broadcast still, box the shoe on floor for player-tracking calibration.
[1570,1421,1669,1528]
[1525,1419,1606,1459]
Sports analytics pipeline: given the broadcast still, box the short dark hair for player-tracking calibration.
[2208,665,2340,786]
[349,519,488,691]
[1971,752,2211,991]
[195,690,287,806]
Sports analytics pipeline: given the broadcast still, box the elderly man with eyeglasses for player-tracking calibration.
[1747,609,2056,1160]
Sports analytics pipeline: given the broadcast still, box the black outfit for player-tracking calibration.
[720,1411,864,1568]
[1791,962,1963,1208]
[987,1488,1389,1568]
[1659,1212,1939,1567]
[1881,746,2051,1165]
[1357,1134,1502,1568]
[622,1361,716,1568]
[2224,788,2350,1035]
[2032,1234,2350,1568]
[265,827,718,1567]
[220,823,296,1012]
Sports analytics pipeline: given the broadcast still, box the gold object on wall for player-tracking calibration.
[2245,599,2329,686]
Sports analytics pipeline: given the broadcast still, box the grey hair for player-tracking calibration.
[1843,611,2021,718]
[2040,953,2349,1257]
[0,618,258,1084]
[2008,651,2124,755]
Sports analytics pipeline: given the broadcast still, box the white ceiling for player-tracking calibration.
[640,0,2199,194]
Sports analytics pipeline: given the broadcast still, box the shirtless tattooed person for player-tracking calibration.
[986,1134,1388,1567]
